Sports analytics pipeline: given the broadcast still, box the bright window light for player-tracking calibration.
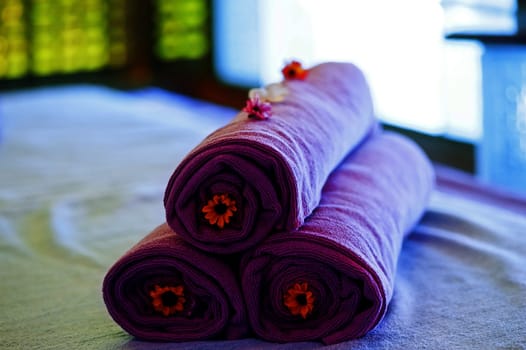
[214,0,485,140]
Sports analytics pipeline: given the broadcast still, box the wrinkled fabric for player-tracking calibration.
[241,132,435,344]
[164,62,376,253]
[103,223,248,342]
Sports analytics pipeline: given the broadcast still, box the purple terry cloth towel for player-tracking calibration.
[164,62,376,254]
[102,223,248,342]
[241,131,435,345]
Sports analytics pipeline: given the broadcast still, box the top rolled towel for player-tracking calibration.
[164,62,376,253]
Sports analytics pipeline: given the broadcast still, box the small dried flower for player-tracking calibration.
[150,285,186,316]
[264,83,289,102]
[242,95,272,120]
[249,83,289,103]
[281,60,309,80]
[283,282,315,319]
[202,193,237,228]
[248,88,268,101]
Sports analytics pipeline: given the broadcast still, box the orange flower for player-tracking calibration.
[281,60,309,80]
[202,193,237,229]
[283,282,315,319]
[150,285,186,316]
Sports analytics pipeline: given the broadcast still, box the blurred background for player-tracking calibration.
[1,0,525,195]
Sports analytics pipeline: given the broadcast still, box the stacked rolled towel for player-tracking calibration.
[164,62,376,253]
[102,61,434,344]
[102,224,248,341]
[241,131,434,344]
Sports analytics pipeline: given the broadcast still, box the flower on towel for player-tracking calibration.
[248,88,268,101]
[265,83,289,102]
[242,95,272,120]
[202,193,237,228]
[283,282,315,319]
[281,60,309,80]
[249,83,289,103]
[150,285,186,316]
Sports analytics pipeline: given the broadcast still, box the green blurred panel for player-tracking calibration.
[0,0,28,79]
[185,32,207,58]
[0,0,127,80]
[0,37,6,53]
[155,0,208,61]
[30,0,109,76]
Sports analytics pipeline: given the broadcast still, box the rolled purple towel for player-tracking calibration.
[164,62,376,253]
[102,223,248,342]
[241,132,434,344]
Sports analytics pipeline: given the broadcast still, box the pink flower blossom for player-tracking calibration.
[242,94,272,120]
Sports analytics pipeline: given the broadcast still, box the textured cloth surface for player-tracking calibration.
[1,86,525,349]
[103,223,247,341]
[241,132,435,344]
[164,62,376,253]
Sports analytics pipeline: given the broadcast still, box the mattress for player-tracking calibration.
[0,85,524,349]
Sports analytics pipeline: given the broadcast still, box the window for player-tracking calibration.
[0,0,29,79]
[214,0,526,194]
[155,0,208,61]
[0,0,127,79]
[214,0,485,140]
[0,0,210,82]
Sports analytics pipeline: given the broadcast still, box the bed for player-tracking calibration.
[1,85,525,349]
